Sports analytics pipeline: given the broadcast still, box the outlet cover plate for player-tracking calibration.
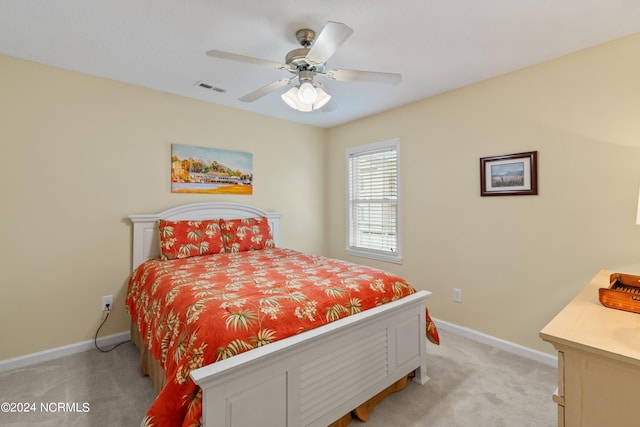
[453,288,463,303]
[101,295,113,311]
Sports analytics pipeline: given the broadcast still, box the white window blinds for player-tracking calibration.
[346,139,401,263]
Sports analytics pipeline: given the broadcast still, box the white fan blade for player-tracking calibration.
[206,50,287,70]
[239,79,291,102]
[305,21,353,65]
[325,68,402,85]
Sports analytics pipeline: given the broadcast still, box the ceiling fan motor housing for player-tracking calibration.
[285,48,311,67]
[298,69,314,84]
[285,28,320,70]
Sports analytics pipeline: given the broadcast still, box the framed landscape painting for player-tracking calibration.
[171,144,253,194]
[480,151,538,196]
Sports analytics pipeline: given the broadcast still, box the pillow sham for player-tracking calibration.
[220,216,275,252]
[158,219,225,260]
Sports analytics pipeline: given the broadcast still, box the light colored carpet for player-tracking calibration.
[0,328,557,426]
[353,328,557,426]
[0,342,156,426]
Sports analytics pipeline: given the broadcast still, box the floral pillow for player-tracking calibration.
[220,217,275,252]
[158,219,225,260]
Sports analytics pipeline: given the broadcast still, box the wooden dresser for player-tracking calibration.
[540,270,640,427]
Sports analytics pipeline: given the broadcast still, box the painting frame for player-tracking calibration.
[171,144,253,195]
[480,151,538,196]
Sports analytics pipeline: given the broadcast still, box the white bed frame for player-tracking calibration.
[129,202,431,427]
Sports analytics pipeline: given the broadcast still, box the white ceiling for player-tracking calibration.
[1,1,639,128]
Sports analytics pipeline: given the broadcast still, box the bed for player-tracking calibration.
[126,202,439,427]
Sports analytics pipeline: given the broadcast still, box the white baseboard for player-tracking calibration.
[0,331,131,373]
[433,317,558,367]
[1,320,557,373]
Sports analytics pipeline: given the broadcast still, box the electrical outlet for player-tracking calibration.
[101,295,113,311]
[453,288,463,303]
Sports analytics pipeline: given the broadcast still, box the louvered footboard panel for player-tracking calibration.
[299,330,389,422]
[191,291,430,427]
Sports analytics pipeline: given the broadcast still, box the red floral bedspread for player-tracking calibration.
[126,248,439,427]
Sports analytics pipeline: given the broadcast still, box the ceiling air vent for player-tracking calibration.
[195,81,226,93]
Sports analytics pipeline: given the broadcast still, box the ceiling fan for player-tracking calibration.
[206,21,402,112]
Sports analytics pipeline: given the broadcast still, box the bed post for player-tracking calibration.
[413,301,430,385]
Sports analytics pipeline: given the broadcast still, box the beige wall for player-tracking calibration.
[327,33,640,354]
[0,55,327,360]
[3,33,640,362]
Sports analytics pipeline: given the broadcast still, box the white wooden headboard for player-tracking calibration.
[128,202,282,270]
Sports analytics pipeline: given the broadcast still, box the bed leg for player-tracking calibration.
[413,363,431,385]
[412,334,430,385]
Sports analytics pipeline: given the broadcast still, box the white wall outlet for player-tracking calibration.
[101,295,113,311]
[453,288,463,303]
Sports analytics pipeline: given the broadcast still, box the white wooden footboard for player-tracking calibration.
[190,290,430,427]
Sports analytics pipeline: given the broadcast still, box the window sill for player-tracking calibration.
[346,248,403,264]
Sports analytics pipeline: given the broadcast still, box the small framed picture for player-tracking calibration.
[480,151,538,196]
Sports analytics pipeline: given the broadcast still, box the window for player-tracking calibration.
[346,139,401,263]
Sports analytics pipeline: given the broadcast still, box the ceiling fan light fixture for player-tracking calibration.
[281,84,330,112]
[281,87,300,109]
[297,102,313,113]
[297,81,317,104]
[313,86,331,109]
